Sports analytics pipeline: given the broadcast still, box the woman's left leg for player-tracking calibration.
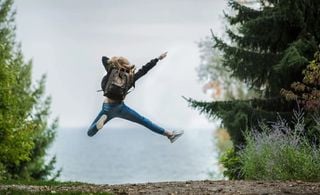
[118,104,166,136]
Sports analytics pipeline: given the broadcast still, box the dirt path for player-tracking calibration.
[1,180,320,194]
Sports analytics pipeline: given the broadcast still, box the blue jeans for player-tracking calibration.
[87,102,166,137]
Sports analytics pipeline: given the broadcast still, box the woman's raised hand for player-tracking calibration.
[158,52,168,60]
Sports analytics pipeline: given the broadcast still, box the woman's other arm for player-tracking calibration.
[102,56,111,72]
[134,52,167,82]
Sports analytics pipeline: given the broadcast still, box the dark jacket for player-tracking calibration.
[101,56,159,88]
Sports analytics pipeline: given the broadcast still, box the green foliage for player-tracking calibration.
[240,111,320,181]
[190,0,320,147]
[186,97,293,145]
[0,0,59,180]
[191,0,320,180]
[219,147,243,180]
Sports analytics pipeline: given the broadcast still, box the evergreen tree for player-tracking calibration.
[0,0,59,180]
[188,0,320,146]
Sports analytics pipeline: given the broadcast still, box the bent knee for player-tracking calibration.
[96,114,108,130]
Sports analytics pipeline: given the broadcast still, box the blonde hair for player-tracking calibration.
[109,56,135,73]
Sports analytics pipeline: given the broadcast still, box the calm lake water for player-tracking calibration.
[47,126,219,184]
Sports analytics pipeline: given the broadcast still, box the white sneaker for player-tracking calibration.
[168,130,184,143]
[96,114,107,130]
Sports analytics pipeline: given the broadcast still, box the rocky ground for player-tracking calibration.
[1,180,320,194]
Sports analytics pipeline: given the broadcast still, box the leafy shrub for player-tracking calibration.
[239,109,320,181]
[0,163,6,180]
[220,147,243,180]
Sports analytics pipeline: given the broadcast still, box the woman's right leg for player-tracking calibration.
[117,104,166,136]
[117,104,184,143]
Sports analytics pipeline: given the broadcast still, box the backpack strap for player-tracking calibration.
[97,67,114,93]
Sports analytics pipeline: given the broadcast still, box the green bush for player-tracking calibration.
[219,147,243,180]
[0,163,6,180]
[239,111,320,181]
[0,0,59,180]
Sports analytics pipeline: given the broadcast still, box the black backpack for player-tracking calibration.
[101,67,134,100]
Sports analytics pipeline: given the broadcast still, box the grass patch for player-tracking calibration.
[0,179,86,186]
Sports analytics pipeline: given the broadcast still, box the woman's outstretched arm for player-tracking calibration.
[134,52,167,82]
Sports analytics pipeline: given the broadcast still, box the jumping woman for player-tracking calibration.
[87,52,184,143]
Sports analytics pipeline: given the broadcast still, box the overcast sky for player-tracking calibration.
[14,0,227,130]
